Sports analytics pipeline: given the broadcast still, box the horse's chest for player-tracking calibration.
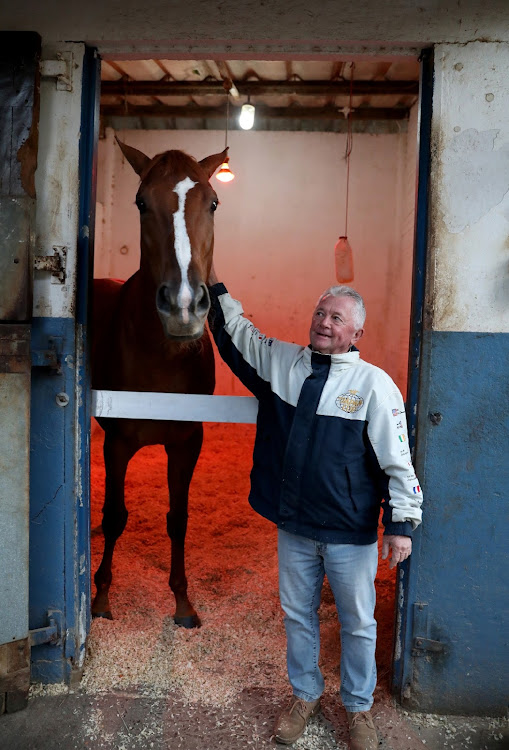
[116,335,214,395]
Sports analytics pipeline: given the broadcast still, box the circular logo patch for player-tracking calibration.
[336,390,364,413]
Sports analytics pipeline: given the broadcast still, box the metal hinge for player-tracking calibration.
[31,335,62,372]
[412,602,446,656]
[34,245,67,284]
[39,52,73,91]
[29,610,63,648]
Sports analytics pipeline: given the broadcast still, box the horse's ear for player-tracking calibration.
[115,137,151,176]
[199,148,229,179]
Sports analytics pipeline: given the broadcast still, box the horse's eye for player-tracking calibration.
[136,197,147,214]
[210,199,218,213]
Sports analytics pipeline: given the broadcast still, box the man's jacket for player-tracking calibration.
[208,284,423,545]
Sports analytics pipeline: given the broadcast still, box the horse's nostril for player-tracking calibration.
[157,284,172,313]
[196,283,210,313]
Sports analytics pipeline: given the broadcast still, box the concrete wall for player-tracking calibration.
[3,1,509,53]
[94,122,417,395]
[402,42,509,714]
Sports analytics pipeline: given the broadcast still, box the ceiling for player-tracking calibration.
[100,58,420,134]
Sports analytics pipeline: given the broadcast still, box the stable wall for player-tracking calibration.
[94,120,417,396]
[2,4,508,715]
[4,1,509,51]
[399,40,509,715]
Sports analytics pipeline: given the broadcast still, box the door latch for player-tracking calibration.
[412,602,446,656]
[34,245,67,284]
[29,610,63,647]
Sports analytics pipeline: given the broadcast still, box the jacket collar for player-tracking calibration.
[303,345,360,373]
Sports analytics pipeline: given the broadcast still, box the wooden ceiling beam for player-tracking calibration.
[101,79,418,97]
[100,103,409,120]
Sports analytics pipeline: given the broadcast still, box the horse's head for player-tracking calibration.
[117,138,227,341]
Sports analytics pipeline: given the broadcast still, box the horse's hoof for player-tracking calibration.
[174,614,201,629]
[92,610,113,620]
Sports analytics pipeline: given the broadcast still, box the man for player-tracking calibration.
[207,267,423,749]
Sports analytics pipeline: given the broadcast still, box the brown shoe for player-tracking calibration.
[273,696,321,744]
[347,711,378,750]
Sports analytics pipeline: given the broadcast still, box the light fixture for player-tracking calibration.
[335,63,355,284]
[216,92,235,183]
[216,159,235,183]
[239,96,255,130]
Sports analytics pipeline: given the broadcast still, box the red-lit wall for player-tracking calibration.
[95,113,417,396]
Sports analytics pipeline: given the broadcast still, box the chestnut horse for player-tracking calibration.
[91,139,227,627]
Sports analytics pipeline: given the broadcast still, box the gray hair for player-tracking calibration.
[316,285,366,329]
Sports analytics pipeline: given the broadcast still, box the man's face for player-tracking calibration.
[309,294,364,355]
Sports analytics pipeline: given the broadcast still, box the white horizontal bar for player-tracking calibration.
[91,390,259,424]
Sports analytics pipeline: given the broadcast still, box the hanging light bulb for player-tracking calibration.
[334,63,355,283]
[216,91,235,183]
[335,236,354,283]
[216,158,235,182]
[239,101,255,130]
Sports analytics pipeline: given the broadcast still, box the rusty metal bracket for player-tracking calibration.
[31,335,62,373]
[39,52,73,91]
[29,610,63,648]
[34,245,67,284]
[413,636,446,654]
[411,602,446,656]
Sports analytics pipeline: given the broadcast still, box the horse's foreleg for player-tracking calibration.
[92,432,137,620]
[165,426,203,629]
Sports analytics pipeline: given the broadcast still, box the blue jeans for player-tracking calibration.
[278,529,378,712]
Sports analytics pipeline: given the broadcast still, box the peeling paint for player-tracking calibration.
[34,42,84,320]
[441,128,509,233]
[78,593,87,667]
[394,567,405,662]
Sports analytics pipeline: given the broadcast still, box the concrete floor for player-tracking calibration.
[1,683,508,750]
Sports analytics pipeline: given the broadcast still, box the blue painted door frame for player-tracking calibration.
[391,47,433,700]
[29,46,100,683]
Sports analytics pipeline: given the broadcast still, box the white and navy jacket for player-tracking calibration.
[209,284,423,545]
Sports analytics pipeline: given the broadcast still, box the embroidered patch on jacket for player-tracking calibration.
[336,390,364,413]
[413,485,421,494]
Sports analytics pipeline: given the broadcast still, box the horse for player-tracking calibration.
[91,138,227,628]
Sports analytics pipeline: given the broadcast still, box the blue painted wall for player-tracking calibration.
[400,330,509,714]
[30,317,80,682]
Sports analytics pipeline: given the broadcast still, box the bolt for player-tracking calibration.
[56,392,69,407]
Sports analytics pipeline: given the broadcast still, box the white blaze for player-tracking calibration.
[173,177,197,319]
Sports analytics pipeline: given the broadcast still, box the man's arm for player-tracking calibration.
[206,263,279,398]
[367,383,423,568]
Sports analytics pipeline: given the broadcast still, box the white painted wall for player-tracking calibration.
[34,42,84,318]
[429,42,509,333]
[94,124,416,395]
[4,1,509,53]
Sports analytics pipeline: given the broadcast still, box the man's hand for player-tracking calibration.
[382,535,412,569]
